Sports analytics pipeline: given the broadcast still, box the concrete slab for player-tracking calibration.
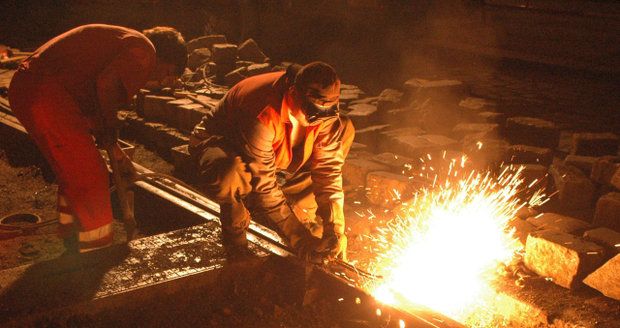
[0,221,269,326]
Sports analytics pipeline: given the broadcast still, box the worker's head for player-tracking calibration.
[143,26,187,88]
[289,62,340,126]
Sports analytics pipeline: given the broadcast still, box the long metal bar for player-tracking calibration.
[0,102,465,328]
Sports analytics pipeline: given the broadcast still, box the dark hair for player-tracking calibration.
[143,26,187,75]
[294,61,339,90]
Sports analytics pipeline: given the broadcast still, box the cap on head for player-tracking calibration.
[143,26,187,75]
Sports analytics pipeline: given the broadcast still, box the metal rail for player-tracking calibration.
[0,99,465,328]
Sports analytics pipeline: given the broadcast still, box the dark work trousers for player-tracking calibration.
[189,135,339,243]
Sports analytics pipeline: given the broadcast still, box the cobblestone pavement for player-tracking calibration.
[395,48,619,132]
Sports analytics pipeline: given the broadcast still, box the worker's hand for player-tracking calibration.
[292,232,324,264]
[112,145,138,183]
[317,230,348,262]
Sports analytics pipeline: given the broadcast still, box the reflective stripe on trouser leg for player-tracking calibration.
[78,223,113,253]
[57,193,76,239]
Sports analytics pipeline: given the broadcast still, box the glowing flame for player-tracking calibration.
[364,157,545,326]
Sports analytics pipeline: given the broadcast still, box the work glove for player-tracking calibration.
[316,229,348,262]
[277,213,324,263]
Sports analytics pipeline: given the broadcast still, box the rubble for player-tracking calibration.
[143,95,175,122]
[571,132,619,157]
[593,192,620,232]
[564,154,597,175]
[549,163,595,210]
[526,212,590,235]
[342,158,390,189]
[376,88,403,113]
[353,124,390,152]
[451,123,499,139]
[505,144,553,166]
[187,48,212,70]
[590,156,620,188]
[345,103,378,129]
[237,39,268,63]
[508,217,537,246]
[583,227,620,255]
[583,254,620,301]
[524,230,606,289]
[246,63,271,77]
[366,171,415,207]
[505,116,559,149]
[186,35,227,52]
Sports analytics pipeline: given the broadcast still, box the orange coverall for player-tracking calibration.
[8,24,155,245]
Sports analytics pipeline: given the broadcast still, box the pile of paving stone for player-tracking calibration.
[123,34,620,303]
[337,78,620,303]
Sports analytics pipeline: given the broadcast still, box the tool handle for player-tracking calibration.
[105,140,137,241]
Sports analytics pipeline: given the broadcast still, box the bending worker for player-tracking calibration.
[189,62,355,261]
[9,24,187,252]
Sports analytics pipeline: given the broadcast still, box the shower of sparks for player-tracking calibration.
[362,155,547,327]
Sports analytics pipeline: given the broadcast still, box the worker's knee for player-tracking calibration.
[198,151,252,202]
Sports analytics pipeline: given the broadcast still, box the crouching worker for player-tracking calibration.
[189,62,355,262]
[8,24,187,252]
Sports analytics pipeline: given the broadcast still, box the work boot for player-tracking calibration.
[78,223,114,253]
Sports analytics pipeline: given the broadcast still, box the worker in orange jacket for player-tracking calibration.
[9,24,187,252]
[189,62,355,261]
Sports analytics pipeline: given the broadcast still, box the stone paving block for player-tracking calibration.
[171,144,193,174]
[224,67,247,86]
[505,116,559,149]
[391,134,459,159]
[245,63,271,77]
[186,105,210,132]
[526,212,591,235]
[376,88,403,113]
[509,217,537,246]
[571,132,619,157]
[590,156,620,187]
[404,78,469,102]
[342,158,390,189]
[505,144,553,166]
[143,95,175,122]
[349,96,378,106]
[452,122,499,139]
[177,103,206,132]
[345,103,378,129]
[237,38,268,63]
[156,126,190,152]
[371,152,416,173]
[593,192,620,232]
[211,43,238,63]
[549,163,595,210]
[165,98,193,129]
[349,142,368,154]
[340,87,365,105]
[462,136,509,168]
[384,107,414,126]
[476,111,506,124]
[583,254,620,301]
[564,155,597,175]
[187,48,211,70]
[142,122,166,145]
[515,206,540,220]
[458,97,497,117]
[353,124,390,152]
[186,34,227,52]
[524,230,606,289]
[366,171,426,207]
[583,227,620,255]
[520,164,549,190]
[134,89,150,116]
